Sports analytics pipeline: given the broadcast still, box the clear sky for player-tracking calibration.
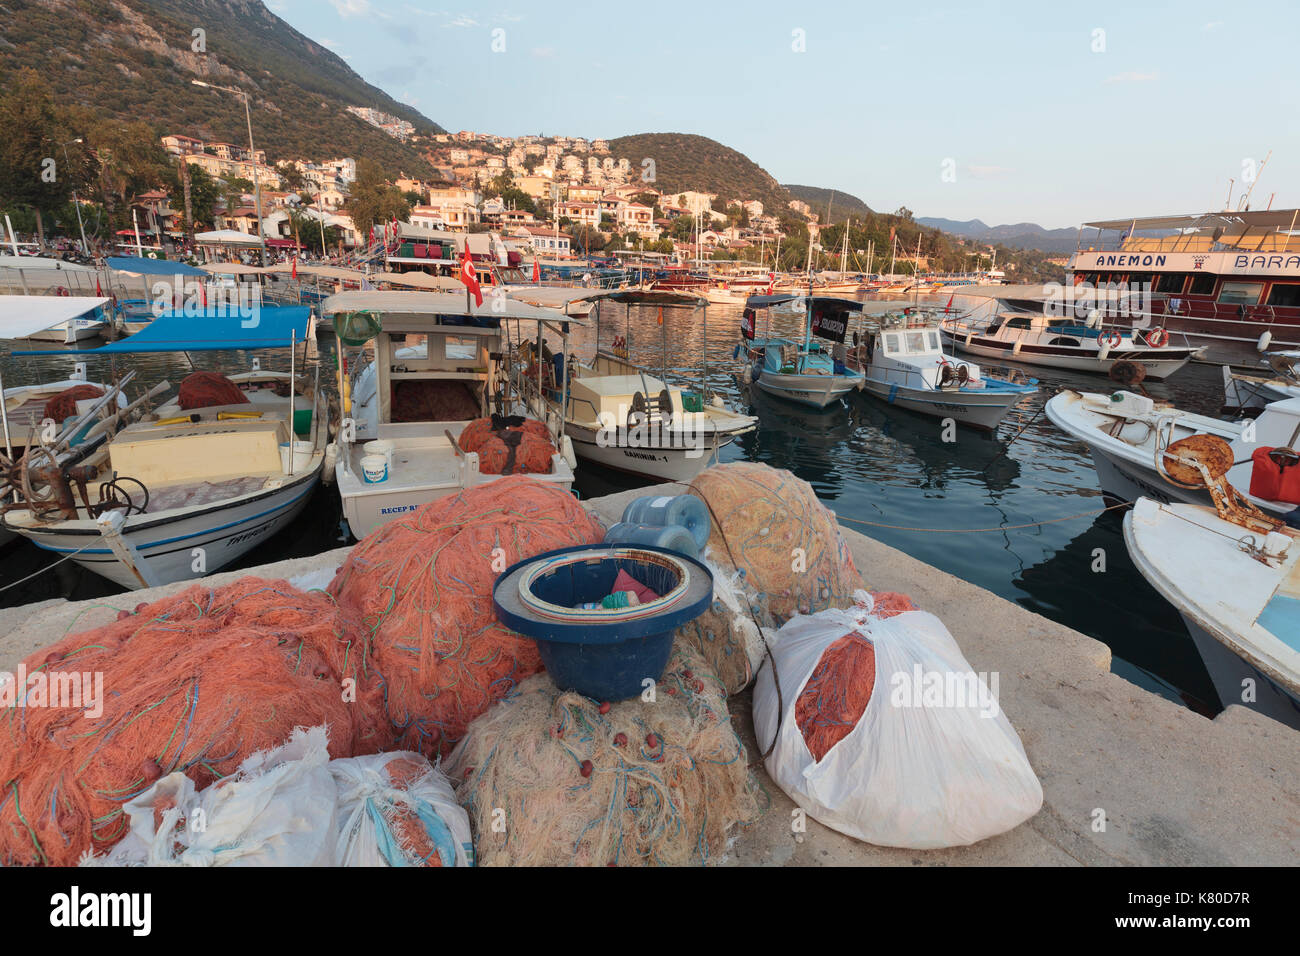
[266,0,1300,229]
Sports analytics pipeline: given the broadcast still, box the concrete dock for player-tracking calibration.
[3,484,1297,866]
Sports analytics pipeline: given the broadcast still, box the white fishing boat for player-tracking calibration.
[516,290,757,482]
[1125,497,1300,729]
[1045,388,1300,517]
[852,308,1037,430]
[322,290,576,540]
[0,294,109,343]
[739,294,867,409]
[941,310,1204,380]
[1221,333,1300,412]
[2,305,325,589]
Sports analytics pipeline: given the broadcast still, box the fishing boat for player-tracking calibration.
[1125,496,1300,729]
[2,305,326,589]
[1045,388,1300,518]
[105,256,213,335]
[529,290,756,481]
[1221,333,1300,412]
[322,290,576,540]
[0,294,110,344]
[738,294,867,409]
[940,310,1204,379]
[853,308,1037,430]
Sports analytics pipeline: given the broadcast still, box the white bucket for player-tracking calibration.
[361,454,388,483]
[279,440,314,474]
[364,439,394,470]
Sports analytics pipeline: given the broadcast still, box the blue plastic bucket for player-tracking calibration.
[603,521,698,558]
[493,544,714,701]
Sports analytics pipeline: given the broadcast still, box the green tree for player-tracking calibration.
[276,162,306,192]
[345,158,411,240]
[89,118,170,233]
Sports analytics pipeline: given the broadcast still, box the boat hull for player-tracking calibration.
[943,329,1197,380]
[753,370,863,409]
[1180,611,1300,729]
[566,423,734,482]
[7,468,321,590]
[860,378,1022,430]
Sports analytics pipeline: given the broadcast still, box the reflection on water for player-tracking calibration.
[2,301,1229,713]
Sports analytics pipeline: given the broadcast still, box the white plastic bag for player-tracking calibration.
[88,725,339,866]
[330,752,473,867]
[753,592,1042,849]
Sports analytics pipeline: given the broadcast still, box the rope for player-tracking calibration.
[834,500,1132,534]
[0,541,99,594]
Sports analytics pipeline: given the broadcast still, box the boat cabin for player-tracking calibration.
[867,312,983,389]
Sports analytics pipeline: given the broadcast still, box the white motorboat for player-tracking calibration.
[1125,497,1300,730]
[739,294,867,409]
[0,294,109,343]
[1221,337,1300,412]
[852,308,1037,430]
[941,310,1204,380]
[323,290,576,540]
[1045,388,1300,517]
[2,305,325,589]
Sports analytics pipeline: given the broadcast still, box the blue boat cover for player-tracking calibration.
[106,256,209,277]
[14,305,312,355]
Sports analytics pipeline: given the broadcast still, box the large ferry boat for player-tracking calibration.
[1066,210,1300,365]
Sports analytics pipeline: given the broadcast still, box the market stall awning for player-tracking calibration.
[0,295,110,339]
[14,304,311,354]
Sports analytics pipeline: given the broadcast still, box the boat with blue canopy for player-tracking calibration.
[738,294,867,409]
[2,305,326,589]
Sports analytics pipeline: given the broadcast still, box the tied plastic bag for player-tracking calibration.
[753,591,1043,849]
[84,726,473,867]
[331,753,473,867]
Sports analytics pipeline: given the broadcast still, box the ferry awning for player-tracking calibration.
[0,295,110,339]
[1083,210,1300,232]
[13,305,312,354]
[106,256,208,277]
[321,290,585,325]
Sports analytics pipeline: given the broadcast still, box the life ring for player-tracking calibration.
[1099,330,1122,349]
[54,286,70,297]
[1144,327,1169,348]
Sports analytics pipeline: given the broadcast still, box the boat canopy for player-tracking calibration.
[1084,210,1300,232]
[0,255,94,273]
[200,263,267,275]
[745,293,865,311]
[106,256,208,277]
[13,304,312,355]
[0,295,109,339]
[587,289,707,307]
[321,290,584,325]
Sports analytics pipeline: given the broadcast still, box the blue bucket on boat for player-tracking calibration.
[493,544,714,701]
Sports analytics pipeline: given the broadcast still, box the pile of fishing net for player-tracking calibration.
[177,370,246,410]
[446,641,759,866]
[87,726,473,867]
[675,462,864,694]
[0,579,380,867]
[457,415,557,475]
[754,591,1043,849]
[43,384,103,423]
[330,475,603,759]
[390,380,480,423]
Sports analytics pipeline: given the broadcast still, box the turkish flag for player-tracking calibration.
[291,257,298,279]
[767,272,775,295]
[944,293,953,313]
[95,278,102,297]
[459,243,483,306]
[532,257,540,283]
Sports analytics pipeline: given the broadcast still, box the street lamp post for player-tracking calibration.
[60,138,90,257]
[191,79,268,266]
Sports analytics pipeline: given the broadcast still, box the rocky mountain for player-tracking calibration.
[0,0,441,175]
[783,184,872,223]
[916,216,1081,252]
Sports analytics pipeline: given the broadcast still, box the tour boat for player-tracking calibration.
[1125,497,1300,730]
[323,290,576,540]
[3,306,325,589]
[940,310,1203,379]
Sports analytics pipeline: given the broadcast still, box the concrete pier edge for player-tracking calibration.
[2,484,1296,866]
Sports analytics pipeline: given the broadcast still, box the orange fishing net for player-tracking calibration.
[865,591,917,619]
[379,756,445,866]
[43,385,103,423]
[0,579,380,867]
[460,417,556,475]
[794,632,877,762]
[177,371,245,410]
[329,476,603,759]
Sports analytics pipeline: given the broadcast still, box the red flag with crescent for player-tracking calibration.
[459,240,483,306]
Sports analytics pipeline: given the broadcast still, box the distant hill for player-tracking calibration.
[606,133,792,214]
[917,216,1080,252]
[0,0,441,175]
[783,184,872,223]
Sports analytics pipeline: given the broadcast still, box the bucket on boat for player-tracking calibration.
[279,440,314,474]
[620,494,711,550]
[293,407,313,438]
[493,544,714,700]
[603,521,700,558]
[360,453,388,483]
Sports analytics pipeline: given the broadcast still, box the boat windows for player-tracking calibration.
[905,331,926,352]
[445,335,478,360]
[927,331,940,350]
[1266,283,1300,308]
[1124,273,1154,291]
[1186,273,1216,295]
[1218,281,1264,306]
[1154,273,1189,294]
[1004,317,1032,330]
[884,333,900,353]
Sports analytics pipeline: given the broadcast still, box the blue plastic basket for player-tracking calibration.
[493,544,715,701]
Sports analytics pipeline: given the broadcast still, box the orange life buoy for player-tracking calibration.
[1144,327,1169,348]
[54,286,70,297]
[1099,330,1122,349]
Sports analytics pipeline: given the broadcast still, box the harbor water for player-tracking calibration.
[0,298,1228,715]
